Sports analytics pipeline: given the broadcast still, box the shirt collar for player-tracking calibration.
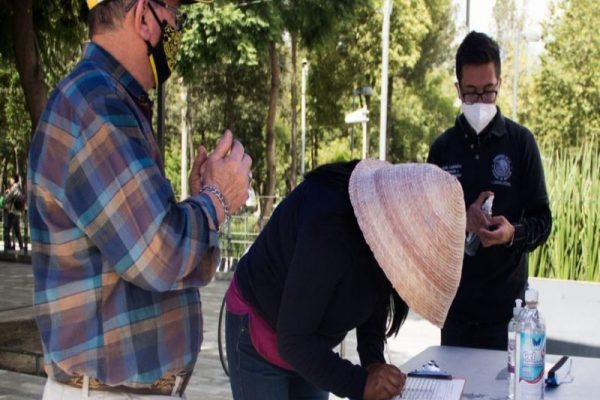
[82,42,151,107]
[456,106,507,140]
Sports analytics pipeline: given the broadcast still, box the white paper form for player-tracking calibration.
[392,377,465,400]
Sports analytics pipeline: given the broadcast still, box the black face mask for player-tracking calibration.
[146,4,182,87]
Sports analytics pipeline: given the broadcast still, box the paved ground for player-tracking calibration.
[0,260,440,399]
[2,260,597,399]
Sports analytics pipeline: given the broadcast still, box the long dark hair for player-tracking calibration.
[386,289,409,338]
[307,160,410,338]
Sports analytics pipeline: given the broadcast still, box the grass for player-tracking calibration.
[530,137,599,282]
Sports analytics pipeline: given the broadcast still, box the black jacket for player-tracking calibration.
[236,162,391,400]
[427,109,552,324]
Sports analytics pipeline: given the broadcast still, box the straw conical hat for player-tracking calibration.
[349,160,466,328]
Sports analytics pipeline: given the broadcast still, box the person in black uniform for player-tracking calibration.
[427,31,552,351]
[225,160,466,400]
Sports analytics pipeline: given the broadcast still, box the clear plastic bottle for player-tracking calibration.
[516,289,546,400]
[465,195,494,256]
[508,298,523,399]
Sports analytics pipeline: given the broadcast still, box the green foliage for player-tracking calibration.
[0,62,32,176]
[308,0,457,163]
[530,139,599,282]
[529,0,600,148]
[0,0,84,177]
[388,69,457,162]
[0,0,84,85]
[178,2,272,75]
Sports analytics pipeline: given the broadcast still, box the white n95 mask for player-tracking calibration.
[461,103,497,134]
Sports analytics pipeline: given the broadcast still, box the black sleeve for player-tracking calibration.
[276,216,367,400]
[512,131,552,252]
[512,203,552,253]
[427,138,439,165]
[356,292,387,368]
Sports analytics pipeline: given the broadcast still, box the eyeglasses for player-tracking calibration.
[124,0,187,30]
[460,88,498,105]
[150,0,187,30]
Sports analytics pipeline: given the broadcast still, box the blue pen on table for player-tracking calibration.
[407,369,453,380]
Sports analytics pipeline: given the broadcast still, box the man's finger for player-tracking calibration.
[242,153,252,169]
[193,145,208,168]
[212,130,234,159]
[474,190,494,207]
[229,139,245,160]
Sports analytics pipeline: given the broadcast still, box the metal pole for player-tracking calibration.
[362,110,368,159]
[301,59,308,176]
[180,80,188,199]
[512,40,520,121]
[379,0,392,161]
[466,0,471,30]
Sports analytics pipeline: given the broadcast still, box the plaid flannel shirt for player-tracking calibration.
[28,42,220,386]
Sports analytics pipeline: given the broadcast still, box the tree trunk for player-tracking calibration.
[289,34,298,190]
[260,42,280,225]
[386,75,393,157]
[9,0,48,138]
[0,157,6,190]
[223,65,235,129]
[311,128,318,171]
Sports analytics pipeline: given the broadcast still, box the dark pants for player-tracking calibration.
[226,311,329,400]
[441,318,508,351]
[3,213,22,250]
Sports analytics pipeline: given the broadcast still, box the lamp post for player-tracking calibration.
[301,58,308,177]
[379,0,392,161]
[347,87,372,159]
[466,0,471,30]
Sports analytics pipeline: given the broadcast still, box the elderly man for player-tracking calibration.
[28,1,252,398]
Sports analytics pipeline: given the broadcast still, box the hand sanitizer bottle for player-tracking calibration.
[508,298,523,399]
[516,289,545,400]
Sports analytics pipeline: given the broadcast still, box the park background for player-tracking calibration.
[0,0,598,282]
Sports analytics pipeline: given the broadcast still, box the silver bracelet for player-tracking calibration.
[201,185,230,223]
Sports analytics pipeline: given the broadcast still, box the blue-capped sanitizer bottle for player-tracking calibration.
[515,289,546,399]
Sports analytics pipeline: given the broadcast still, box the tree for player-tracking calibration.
[0,0,84,137]
[0,63,31,183]
[0,0,84,190]
[529,0,600,148]
[178,0,364,220]
[305,0,457,163]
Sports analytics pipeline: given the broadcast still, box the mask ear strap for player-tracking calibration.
[147,3,168,29]
[148,53,159,88]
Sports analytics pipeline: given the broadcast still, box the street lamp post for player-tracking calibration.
[301,58,308,177]
[466,0,471,30]
[346,87,372,159]
[379,0,392,161]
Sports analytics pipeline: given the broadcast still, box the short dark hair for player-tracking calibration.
[455,31,501,83]
[80,0,127,38]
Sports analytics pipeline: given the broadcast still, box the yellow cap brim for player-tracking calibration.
[87,0,104,10]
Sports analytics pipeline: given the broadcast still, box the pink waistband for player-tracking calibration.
[225,275,293,370]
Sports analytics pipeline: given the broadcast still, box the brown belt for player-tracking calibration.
[60,372,191,397]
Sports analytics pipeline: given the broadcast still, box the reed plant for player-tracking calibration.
[529,137,599,282]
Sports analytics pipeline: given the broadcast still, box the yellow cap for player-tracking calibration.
[87,0,105,10]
